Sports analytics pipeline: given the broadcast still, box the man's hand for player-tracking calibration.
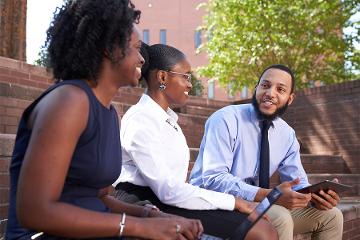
[311,178,340,210]
[276,178,311,210]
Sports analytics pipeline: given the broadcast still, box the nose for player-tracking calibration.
[265,86,276,98]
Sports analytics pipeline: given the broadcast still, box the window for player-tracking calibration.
[160,29,167,44]
[208,80,215,99]
[241,86,248,99]
[194,30,202,49]
[143,29,150,44]
[227,82,234,100]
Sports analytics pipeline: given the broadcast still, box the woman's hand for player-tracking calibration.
[136,217,203,240]
[234,197,257,214]
[234,198,271,221]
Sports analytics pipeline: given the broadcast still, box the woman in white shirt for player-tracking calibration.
[113,43,278,240]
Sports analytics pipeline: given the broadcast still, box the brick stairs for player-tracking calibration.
[1,56,360,239]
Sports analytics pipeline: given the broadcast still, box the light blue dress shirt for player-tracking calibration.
[189,103,309,201]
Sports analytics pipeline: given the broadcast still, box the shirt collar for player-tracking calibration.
[138,94,179,123]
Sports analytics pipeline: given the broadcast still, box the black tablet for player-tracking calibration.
[297,180,353,194]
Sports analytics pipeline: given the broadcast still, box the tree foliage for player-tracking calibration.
[189,72,204,96]
[198,0,360,91]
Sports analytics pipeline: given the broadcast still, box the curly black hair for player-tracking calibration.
[45,0,141,82]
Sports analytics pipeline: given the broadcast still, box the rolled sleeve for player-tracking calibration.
[278,130,310,191]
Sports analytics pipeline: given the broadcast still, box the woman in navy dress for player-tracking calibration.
[5,0,202,239]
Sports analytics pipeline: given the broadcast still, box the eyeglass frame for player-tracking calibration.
[161,70,192,82]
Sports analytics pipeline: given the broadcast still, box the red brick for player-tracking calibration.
[30,74,49,83]
[0,204,9,227]
[0,67,10,76]
[0,116,17,125]
[5,125,18,134]
[5,107,23,117]
[0,204,9,217]
[16,99,31,109]
[16,78,37,87]
[0,158,10,172]
[28,65,49,76]
[37,82,51,89]
[10,70,29,79]
[0,174,9,188]
[0,74,13,83]
[0,57,21,69]
[0,106,5,115]
[0,189,9,204]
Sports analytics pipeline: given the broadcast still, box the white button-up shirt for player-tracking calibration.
[114,94,235,210]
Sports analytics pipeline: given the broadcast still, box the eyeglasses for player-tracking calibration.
[164,70,192,82]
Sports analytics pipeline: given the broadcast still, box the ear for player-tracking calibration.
[287,92,295,106]
[156,70,167,84]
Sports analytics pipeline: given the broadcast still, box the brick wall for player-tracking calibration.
[283,80,360,173]
[0,134,14,236]
[1,56,359,172]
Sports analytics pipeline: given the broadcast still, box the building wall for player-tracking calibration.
[283,80,360,173]
[132,0,244,101]
[1,56,359,173]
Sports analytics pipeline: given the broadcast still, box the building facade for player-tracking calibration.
[132,0,247,101]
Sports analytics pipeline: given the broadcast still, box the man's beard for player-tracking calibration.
[251,93,289,121]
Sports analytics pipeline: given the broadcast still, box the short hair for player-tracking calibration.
[258,64,295,93]
[45,0,141,83]
[140,43,186,82]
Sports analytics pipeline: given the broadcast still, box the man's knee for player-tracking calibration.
[268,205,294,231]
[245,219,278,240]
[325,207,343,230]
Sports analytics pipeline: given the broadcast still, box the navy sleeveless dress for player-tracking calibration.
[6,80,122,239]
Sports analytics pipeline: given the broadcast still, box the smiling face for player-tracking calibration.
[253,68,294,120]
[162,59,192,106]
[116,26,144,87]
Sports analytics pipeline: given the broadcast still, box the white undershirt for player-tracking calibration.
[113,94,235,210]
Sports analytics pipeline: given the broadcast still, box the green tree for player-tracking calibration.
[34,0,69,67]
[189,72,204,96]
[198,0,360,91]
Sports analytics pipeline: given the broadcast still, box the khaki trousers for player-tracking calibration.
[267,205,343,240]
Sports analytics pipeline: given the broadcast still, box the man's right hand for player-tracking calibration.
[276,178,311,210]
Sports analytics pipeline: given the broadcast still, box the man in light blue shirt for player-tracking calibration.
[189,65,343,239]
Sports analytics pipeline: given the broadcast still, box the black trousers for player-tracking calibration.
[115,182,249,239]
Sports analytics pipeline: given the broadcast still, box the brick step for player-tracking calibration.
[0,95,133,134]
[182,105,217,117]
[0,80,230,110]
[299,154,350,174]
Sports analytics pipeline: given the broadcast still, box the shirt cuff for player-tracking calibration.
[238,184,260,202]
[199,188,236,211]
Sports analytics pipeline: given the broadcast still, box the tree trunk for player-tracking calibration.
[0,0,27,61]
